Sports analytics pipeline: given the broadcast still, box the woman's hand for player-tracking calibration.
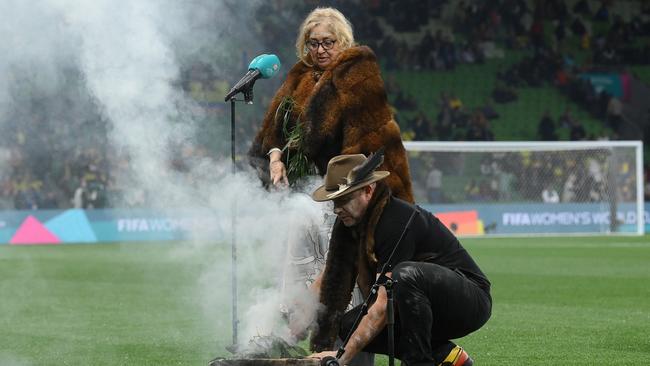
[269,160,289,187]
[269,150,289,188]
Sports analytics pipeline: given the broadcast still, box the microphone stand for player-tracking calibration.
[329,209,417,366]
[225,83,255,348]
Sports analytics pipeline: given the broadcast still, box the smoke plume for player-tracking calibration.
[0,0,323,359]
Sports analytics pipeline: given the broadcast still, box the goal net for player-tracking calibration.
[404,141,644,236]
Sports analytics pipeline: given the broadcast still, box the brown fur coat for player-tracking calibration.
[310,181,392,351]
[248,46,413,203]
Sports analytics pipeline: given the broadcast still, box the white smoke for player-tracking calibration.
[0,0,324,359]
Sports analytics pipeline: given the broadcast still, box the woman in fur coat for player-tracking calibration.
[248,7,413,203]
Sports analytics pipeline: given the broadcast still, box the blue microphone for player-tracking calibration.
[225,54,281,101]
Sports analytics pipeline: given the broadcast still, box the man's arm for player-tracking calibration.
[310,269,324,295]
[288,269,325,340]
[315,272,390,365]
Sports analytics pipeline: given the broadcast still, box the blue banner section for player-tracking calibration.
[0,204,648,244]
[579,73,623,97]
[0,208,225,244]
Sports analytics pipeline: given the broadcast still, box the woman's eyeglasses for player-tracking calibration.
[306,39,337,51]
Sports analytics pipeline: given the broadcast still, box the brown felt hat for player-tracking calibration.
[312,154,389,202]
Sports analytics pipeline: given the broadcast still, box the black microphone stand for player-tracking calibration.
[328,209,417,366]
[225,83,255,348]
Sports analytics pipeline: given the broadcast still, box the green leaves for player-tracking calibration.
[276,96,316,185]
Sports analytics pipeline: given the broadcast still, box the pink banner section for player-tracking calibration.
[621,72,631,101]
[435,210,484,236]
[10,215,60,245]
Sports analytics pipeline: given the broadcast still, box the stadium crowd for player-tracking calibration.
[1,0,649,210]
[463,150,635,204]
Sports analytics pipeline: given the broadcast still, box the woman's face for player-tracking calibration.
[307,23,341,69]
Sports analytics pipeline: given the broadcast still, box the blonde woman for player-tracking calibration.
[248,7,413,202]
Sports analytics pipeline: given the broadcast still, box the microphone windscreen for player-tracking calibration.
[255,54,281,79]
[248,54,267,70]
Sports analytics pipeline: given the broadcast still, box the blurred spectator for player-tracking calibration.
[449,94,463,110]
[538,111,558,141]
[464,179,482,201]
[594,2,610,22]
[411,112,435,140]
[437,91,451,111]
[542,185,560,203]
[606,96,624,132]
[571,16,588,38]
[573,1,591,16]
[498,169,515,201]
[553,21,566,51]
[569,118,587,141]
[425,160,443,203]
[465,109,494,141]
[13,171,43,210]
[394,89,418,111]
[562,173,577,202]
[580,33,591,50]
[554,67,569,87]
[529,13,545,51]
[40,190,59,209]
[558,108,573,128]
[492,83,518,103]
[72,178,87,209]
[436,106,453,140]
[481,100,499,120]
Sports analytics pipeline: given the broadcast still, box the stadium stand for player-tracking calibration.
[1,0,649,209]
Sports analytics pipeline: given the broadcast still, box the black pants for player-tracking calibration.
[339,261,491,365]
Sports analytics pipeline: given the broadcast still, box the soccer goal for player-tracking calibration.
[404,141,644,236]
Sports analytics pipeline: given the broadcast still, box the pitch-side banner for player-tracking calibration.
[421,202,648,236]
[0,204,648,244]
[0,209,225,245]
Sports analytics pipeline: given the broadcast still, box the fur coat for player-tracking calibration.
[310,181,392,351]
[248,46,413,203]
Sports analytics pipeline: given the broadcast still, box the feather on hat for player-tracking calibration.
[312,148,390,202]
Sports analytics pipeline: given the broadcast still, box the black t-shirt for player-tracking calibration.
[373,196,491,291]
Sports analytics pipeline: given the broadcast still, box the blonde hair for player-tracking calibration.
[295,7,355,66]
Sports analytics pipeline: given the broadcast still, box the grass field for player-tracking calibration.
[1,235,649,365]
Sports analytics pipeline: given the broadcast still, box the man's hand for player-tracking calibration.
[287,309,309,342]
[285,281,322,342]
[308,350,338,363]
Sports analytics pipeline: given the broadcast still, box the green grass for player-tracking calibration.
[459,235,650,365]
[0,243,229,365]
[1,236,649,365]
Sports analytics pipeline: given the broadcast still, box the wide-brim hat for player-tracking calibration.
[312,153,389,202]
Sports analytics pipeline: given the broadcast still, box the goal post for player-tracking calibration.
[404,141,645,236]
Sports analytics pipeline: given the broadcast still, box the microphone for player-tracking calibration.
[224,54,281,102]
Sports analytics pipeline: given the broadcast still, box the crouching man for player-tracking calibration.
[292,153,491,366]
